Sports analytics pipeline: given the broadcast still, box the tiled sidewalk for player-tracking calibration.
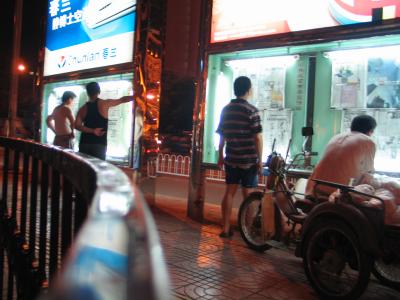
[152,202,400,300]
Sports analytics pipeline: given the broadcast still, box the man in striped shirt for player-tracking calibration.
[216,76,263,238]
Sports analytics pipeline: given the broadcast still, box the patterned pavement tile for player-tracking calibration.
[174,281,254,300]
[169,264,211,288]
[169,255,287,292]
[161,232,225,250]
[162,244,198,263]
[222,269,284,292]
[205,248,274,271]
[153,208,400,300]
[173,241,226,255]
[172,291,189,299]
[256,280,317,300]
[161,229,214,239]
[243,293,277,300]
[171,256,238,276]
[239,260,284,275]
[155,218,192,233]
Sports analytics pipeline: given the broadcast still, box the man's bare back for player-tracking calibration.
[46,91,76,148]
[48,105,74,135]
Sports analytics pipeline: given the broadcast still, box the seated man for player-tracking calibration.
[306,114,377,198]
[307,114,400,224]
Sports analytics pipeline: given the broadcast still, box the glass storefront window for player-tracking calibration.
[41,73,134,163]
[203,35,400,173]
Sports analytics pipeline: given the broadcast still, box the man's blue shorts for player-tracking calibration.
[225,164,258,188]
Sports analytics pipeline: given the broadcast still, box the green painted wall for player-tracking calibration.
[312,52,342,161]
[285,55,308,156]
[203,55,221,164]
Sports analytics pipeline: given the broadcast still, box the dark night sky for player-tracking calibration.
[0,0,48,118]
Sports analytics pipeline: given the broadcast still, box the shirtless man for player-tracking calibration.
[75,82,133,160]
[46,91,76,148]
[306,114,377,198]
[306,115,400,223]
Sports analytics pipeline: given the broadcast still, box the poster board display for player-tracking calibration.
[44,0,136,76]
[42,74,134,163]
[331,58,366,108]
[367,57,400,109]
[211,0,400,43]
[227,57,288,109]
[260,109,293,160]
[342,109,400,172]
[330,45,400,109]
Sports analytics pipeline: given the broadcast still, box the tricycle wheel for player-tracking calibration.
[238,192,280,252]
[303,219,373,300]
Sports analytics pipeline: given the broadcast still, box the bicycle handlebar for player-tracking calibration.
[284,151,317,171]
[263,149,318,179]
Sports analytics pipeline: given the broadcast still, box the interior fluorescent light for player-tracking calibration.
[324,45,400,60]
[226,55,298,69]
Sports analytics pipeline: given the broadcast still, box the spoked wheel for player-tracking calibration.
[303,219,373,300]
[238,192,280,252]
[373,256,400,291]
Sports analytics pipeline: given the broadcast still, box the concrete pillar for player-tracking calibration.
[187,0,210,222]
[8,0,23,137]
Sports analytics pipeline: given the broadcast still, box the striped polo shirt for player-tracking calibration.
[216,98,262,169]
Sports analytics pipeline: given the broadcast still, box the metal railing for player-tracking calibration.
[147,153,268,185]
[0,137,169,300]
[148,154,312,188]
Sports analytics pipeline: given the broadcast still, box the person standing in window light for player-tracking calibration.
[46,91,76,149]
[216,76,263,238]
[75,82,133,160]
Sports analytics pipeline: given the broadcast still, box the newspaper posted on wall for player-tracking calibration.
[342,109,400,173]
[260,109,293,161]
[367,57,400,109]
[331,58,366,108]
[228,58,287,110]
[331,51,400,109]
[250,65,286,110]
